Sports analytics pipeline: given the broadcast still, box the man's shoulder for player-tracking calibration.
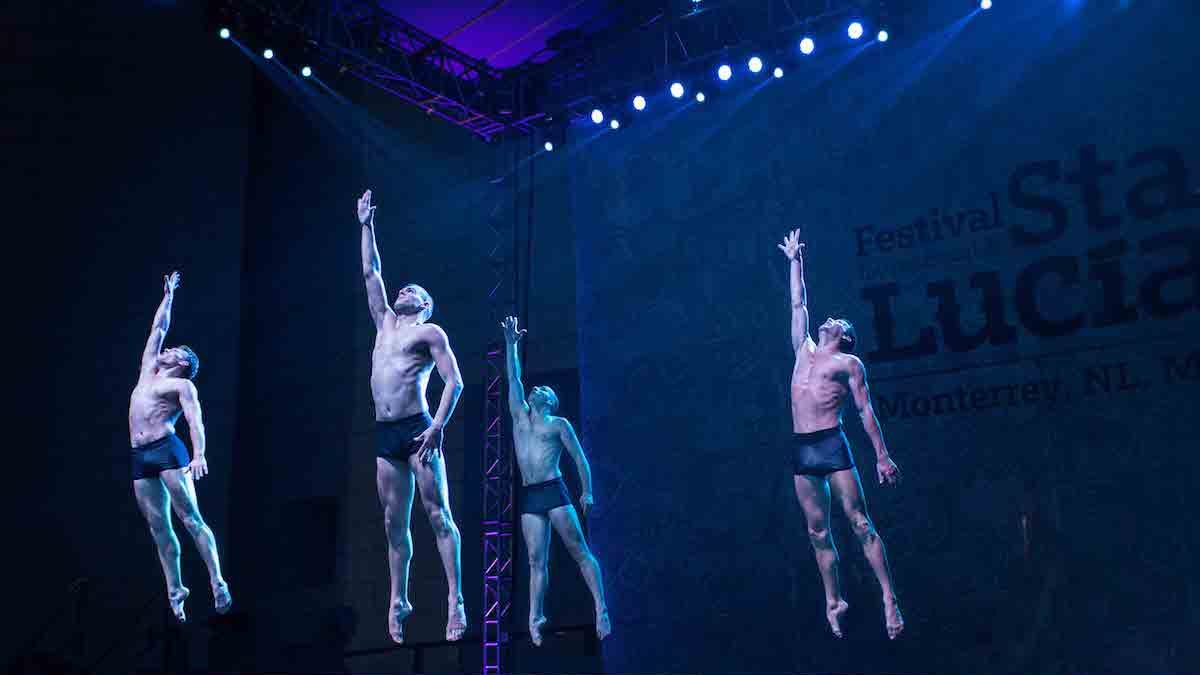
[839,353,866,373]
[157,376,196,394]
[416,322,450,341]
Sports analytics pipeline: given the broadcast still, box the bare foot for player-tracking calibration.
[529,615,547,647]
[168,586,190,623]
[596,608,612,641]
[388,602,413,644]
[826,599,849,638]
[884,598,904,640]
[446,599,467,641]
[213,580,232,614]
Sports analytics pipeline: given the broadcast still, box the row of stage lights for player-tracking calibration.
[218,27,314,78]
[217,0,994,154]
[575,0,993,143]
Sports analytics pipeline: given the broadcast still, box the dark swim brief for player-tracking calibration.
[519,476,572,515]
[377,411,434,460]
[793,426,856,476]
[131,433,190,481]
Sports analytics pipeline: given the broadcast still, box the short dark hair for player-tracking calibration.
[533,386,560,413]
[176,345,200,379]
[839,322,857,354]
[408,284,434,323]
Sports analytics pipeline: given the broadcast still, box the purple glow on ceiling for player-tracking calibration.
[382,0,610,69]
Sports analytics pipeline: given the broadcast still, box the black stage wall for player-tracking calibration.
[10,2,576,672]
[9,1,250,670]
[572,0,1199,673]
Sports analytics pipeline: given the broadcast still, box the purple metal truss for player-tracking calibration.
[216,0,542,140]
[481,145,518,675]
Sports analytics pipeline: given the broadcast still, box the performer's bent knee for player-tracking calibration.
[807,525,834,548]
[850,515,877,542]
[179,513,206,535]
[427,508,456,536]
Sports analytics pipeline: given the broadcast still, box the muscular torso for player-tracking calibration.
[512,412,564,486]
[790,339,853,432]
[371,322,434,421]
[129,376,182,447]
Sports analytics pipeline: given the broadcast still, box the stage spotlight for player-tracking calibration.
[877,30,889,42]
[718,64,732,81]
[800,37,815,54]
[695,92,706,103]
[301,66,312,77]
[263,48,274,59]
[544,141,554,152]
[773,66,783,78]
[748,56,764,73]
[591,109,604,124]
[633,95,647,111]
[610,119,620,130]
[219,27,231,39]
[848,22,864,40]
[670,82,685,98]
[981,0,992,8]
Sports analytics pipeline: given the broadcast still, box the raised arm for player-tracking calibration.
[169,379,209,480]
[501,316,529,416]
[413,324,465,463]
[557,419,594,515]
[848,358,900,486]
[358,190,395,328]
[778,229,809,351]
[141,272,180,375]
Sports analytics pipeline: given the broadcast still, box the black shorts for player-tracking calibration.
[131,433,190,481]
[793,426,856,476]
[519,476,572,515]
[377,411,434,460]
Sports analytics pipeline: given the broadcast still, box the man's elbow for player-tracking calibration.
[362,266,380,280]
[859,407,878,426]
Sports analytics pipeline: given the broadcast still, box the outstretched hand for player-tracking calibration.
[777,229,805,261]
[501,316,527,344]
[184,454,209,481]
[164,271,181,295]
[414,425,444,465]
[876,455,901,486]
[357,189,377,226]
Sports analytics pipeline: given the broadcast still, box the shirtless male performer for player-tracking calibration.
[129,271,231,623]
[357,190,467,643]
[778,229,905,640]
[501,316,611,646]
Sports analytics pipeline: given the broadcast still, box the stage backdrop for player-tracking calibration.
[571,0,1199,673]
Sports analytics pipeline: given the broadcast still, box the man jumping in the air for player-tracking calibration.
[356,190,467,643]
[502,316,611,646]
[128,271,231,622]
[778,229,904,640]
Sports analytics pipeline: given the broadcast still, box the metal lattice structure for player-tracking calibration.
[212,0,542,140]
[481,136,520,675]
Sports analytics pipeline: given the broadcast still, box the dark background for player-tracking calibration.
[572,0,1200,673]
[8,0,1198,673]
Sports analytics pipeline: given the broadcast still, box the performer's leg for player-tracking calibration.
[793,474,848,637]
[521,513,552,646]
[162,468,230,613]
[548,505,611,640]
[410,452,466,641]
[133,478,189,621]
[829,468,903,639]
[377,457,416,643]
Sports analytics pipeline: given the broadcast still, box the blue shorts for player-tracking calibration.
[131,433,190,481]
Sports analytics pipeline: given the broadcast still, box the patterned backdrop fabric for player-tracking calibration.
[569,0,1200,672]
